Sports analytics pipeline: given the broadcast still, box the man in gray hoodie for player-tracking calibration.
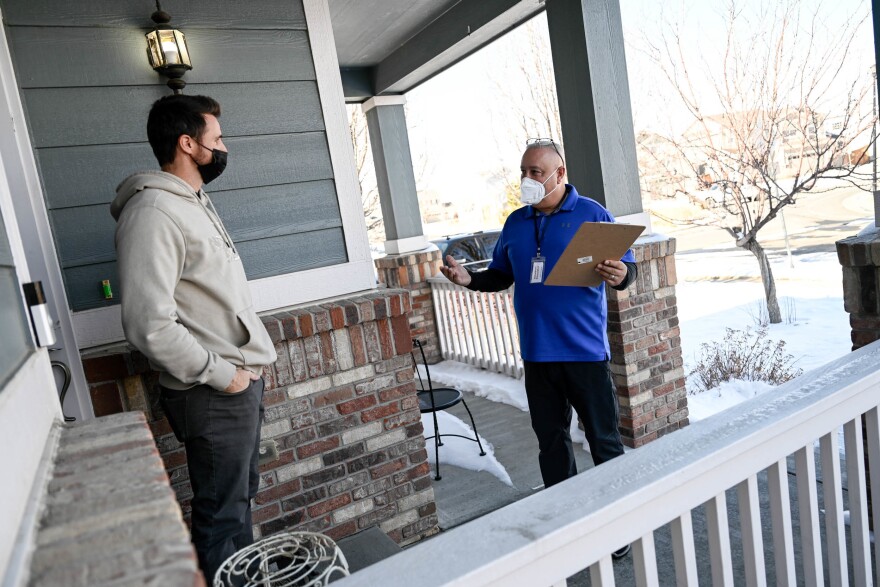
[112,94,277,581]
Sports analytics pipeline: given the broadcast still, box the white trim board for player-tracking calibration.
[70,0,376,350]
[0,10,93,419]
[0,350,60,582]
[384,235,429,255]
[617,211,652,235]
[362,95,407,112]
[304,0,373,269]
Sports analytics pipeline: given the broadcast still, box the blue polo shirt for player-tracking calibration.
[488,185,636,362]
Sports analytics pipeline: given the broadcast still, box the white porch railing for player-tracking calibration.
[335,340,880,586]
[428,276,523,378]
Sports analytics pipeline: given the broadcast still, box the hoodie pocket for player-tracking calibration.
[236,307,273,365]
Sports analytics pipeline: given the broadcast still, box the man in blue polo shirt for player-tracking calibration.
[440,140,637,555]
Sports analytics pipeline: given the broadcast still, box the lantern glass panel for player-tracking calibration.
[158,30,181,66]
[173,30,192,67]
[145,30,165,69]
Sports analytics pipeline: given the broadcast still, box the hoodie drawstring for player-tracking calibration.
[198,191,238,255]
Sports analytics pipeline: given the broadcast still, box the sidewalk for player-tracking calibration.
[429,387,859,586]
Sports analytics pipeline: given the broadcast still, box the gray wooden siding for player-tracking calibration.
[0,207,34,388]
[2,0,306,29]
[1,0,348,312]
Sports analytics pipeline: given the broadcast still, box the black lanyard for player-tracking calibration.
[531,188,570,257]
[533,213,551,258]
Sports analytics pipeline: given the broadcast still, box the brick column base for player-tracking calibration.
[79,289,439,547]
[607,236,688,448]
[837,228,880,350]
[375,249,443,364]
[837,227,880,530]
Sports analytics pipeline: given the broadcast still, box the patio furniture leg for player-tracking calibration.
[461,398,486,456]
[429,408,443,480]
[433,430,442,481]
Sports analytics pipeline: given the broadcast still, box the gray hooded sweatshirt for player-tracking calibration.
[112,170,277,391]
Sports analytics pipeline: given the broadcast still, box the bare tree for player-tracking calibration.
[347,105,384,242]
[639,0,873,323]
[348,105,432,244]
[490,16,563,220]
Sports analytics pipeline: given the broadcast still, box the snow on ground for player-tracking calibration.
[418,362,528,412]
[420,248,855,475]
[421,412,513,486]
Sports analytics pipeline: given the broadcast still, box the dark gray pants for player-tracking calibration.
[524,361,624,488]
[160,377,264,583]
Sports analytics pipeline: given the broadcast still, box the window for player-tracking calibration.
[0,207,34,389]
[446,241,481,264]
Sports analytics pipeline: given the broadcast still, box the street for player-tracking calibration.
[651,184,875,255]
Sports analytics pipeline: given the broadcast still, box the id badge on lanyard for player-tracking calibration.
[530,256,545,283]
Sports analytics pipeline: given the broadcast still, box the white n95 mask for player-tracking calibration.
[519,167,560,205]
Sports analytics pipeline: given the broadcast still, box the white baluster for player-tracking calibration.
[844,417,871,587]
[767,459,796,586]
[705,492,734,586]
[794,445,823,587]
[736,476,766,587]
[633,532,659,587]
[820,430,849,587]
[670,512,698,586]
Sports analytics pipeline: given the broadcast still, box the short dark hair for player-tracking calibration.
[147,95,221,166]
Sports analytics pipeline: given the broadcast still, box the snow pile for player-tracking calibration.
[421,412,513,486]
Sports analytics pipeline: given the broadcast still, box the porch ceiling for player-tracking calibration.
[328,0,545,100]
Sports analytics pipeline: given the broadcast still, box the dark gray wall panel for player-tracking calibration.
[9,28,316,89]
[38,142,157,211]
[2,0,306,29]
[49,206,117,268]
[212,181,342,242]
[62,227,348,309]
[39,133,334,210]
[25,81,324,148]
[52,181,344,270]
[4,0,349,313]
[61,262,119,312]
[65,228,347,307]
[237,228,348,279]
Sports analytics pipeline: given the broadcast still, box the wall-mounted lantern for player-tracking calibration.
[145,1,192,94]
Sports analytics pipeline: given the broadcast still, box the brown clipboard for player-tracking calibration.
[544,222,644,287]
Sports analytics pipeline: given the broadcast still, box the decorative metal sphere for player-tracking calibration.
[214,532,350,587]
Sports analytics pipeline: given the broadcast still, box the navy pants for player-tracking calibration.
[160,377,264,582]
[523,361,624,488]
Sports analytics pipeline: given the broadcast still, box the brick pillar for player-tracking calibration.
[837,227,880,530]
[79,289,439,547]
[607,236,688,448]
[837,228,880,349]
[375,249,443,364]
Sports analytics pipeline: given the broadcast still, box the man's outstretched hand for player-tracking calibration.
[438,255,472,287]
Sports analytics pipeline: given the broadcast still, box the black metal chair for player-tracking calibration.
[411,339,486,480]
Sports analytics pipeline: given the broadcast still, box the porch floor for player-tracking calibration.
[430,386,866,586]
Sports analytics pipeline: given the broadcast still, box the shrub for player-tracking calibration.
[689,327,802,393]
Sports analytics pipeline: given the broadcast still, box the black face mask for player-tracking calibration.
[193,141,228,185]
